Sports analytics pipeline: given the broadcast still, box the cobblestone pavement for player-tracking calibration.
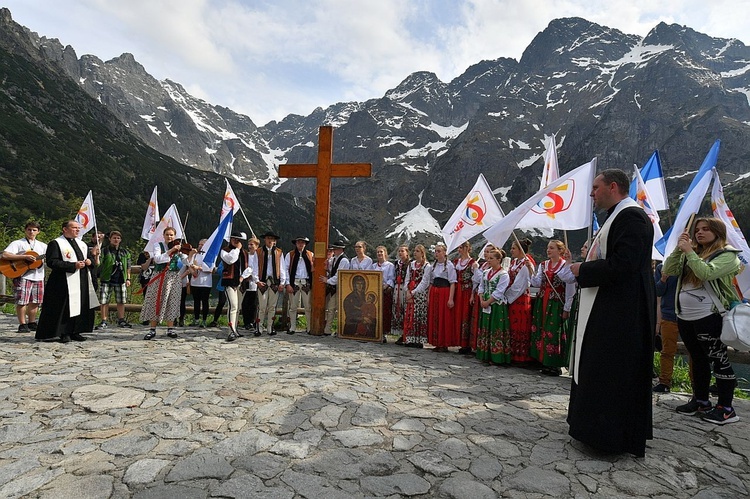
[0,314,748,498]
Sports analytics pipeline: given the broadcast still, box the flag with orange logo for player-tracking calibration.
[140,186,160,240]
[485,160,596,248]
[76,190,97,237]
[515,159,596,232]
[634,165,664,260]
[144,204,184,254]
[442,174,504,253]
[220,180,241,239]
[711,169,750,297]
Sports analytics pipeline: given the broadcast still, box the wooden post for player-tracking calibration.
[278,126,371,335]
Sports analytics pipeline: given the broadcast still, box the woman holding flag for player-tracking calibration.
[530,239,576,375]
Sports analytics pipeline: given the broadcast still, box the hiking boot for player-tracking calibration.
[702,405,739,425]
[652,383,671,393]
[94,321,108,330]
[144,330,156,340]
[676,398,712,415]
[117,319,132,328]
[17,324,30,333]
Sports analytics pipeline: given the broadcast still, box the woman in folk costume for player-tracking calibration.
[140,227,189,340]
[453,241,479,354]
[469,243,496,352]
[427,242,457,351]
[403,244,431,348]
[664,217,742,425]
[392,245,411,345]
[476,248,512,363]
[530,239,576,375]
[350,240,374,270]
[505,237,535,364]
[372,245,395,341]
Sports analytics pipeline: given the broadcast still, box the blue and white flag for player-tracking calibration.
[655,140,720,257]
[630,150,668,211]
[592,210,600,234]
[634,165,665,260]
[201,211,234,271]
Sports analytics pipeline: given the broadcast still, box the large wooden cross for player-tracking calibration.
[278,126,371,335]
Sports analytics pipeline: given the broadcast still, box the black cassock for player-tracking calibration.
[568,206,656,457]
[35,238,96,340]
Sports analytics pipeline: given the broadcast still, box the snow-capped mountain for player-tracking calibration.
[19,15,750,246]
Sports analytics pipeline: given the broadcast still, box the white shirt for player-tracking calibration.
[350,255,373,270]
[372,260,395,288]
[3,238,48,281]
[190,252,213,288]
[260,246,288,286]
[285,250,312,280]
[430,260,457,284]
[406,261,433,295]
[326,254,350,286]
[505,258,532,305]
[530,259,577,312]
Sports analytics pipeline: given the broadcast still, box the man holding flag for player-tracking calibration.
[567,169,655,457]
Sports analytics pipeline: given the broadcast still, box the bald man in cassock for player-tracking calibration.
[35,220,100,343]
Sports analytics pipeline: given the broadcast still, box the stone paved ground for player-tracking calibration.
[0,313,748,498]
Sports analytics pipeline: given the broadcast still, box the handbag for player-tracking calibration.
[704,284,750,352]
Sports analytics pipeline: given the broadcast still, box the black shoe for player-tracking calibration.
[59,335,71,343]
[178,319,184,327]
[676,398,712,415]
[227,331,238,342]
[117,319,133,328]
[209,321,219,328]
[458,347,472,355]
[541,367,562,376]
[395,337,404,346]
[144,330,156,340]
[254,330,262,337]
[141,321,150,326]
[653,383,671,393]
[167,329,178,338]
[287,330,295,335]
[17,324,30,333]
[70,333,87,342]
[27,322,37,331]
[269,330,277,336]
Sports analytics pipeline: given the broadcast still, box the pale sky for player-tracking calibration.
[4,0,749,125]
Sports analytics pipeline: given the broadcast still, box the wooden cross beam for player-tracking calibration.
[278,126,372,335]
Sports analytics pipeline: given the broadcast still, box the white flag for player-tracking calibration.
[633,165,664,260]
[515,158,596,232]
[485,159,597,248]
[221,180,241,239]
[144,204,184,254]
[711,169,750,297]
[75,190,97,237]
[540,135,559,189]
[442,174,504,253]
[141,186,160,241]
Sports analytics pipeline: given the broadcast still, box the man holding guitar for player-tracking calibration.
[1,221,47,333]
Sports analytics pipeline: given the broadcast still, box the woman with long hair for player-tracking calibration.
[530,239,576,375]
[476,248,511,363]
[453,241,479,354]
[664,217,742,424]
[505,238,535,363]
[393,245,411,345]
[403,244,431,348]
[350,240,373,270]
[427,242,457,352]
[372,245,395,340]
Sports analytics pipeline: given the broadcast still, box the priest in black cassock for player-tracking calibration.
[569,169,656,457]
[35,220,99,343]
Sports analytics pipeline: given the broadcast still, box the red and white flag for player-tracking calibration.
[442,174,504,253]
[141,186,160,240]
[76,190,97,237]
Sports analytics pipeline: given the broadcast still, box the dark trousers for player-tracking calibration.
[180,287,188,322]
[678,314,736,407]
[242,290,258,328]
[192,286,210,321]
[213,291,226,322]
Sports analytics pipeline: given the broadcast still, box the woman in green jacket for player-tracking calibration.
[663,217,741,425]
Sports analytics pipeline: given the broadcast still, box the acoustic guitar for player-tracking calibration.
[0,251,45,279]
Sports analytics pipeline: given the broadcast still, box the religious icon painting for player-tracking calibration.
[338,270,383,342]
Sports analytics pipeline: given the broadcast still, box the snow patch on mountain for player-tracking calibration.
[386,192,443,239]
